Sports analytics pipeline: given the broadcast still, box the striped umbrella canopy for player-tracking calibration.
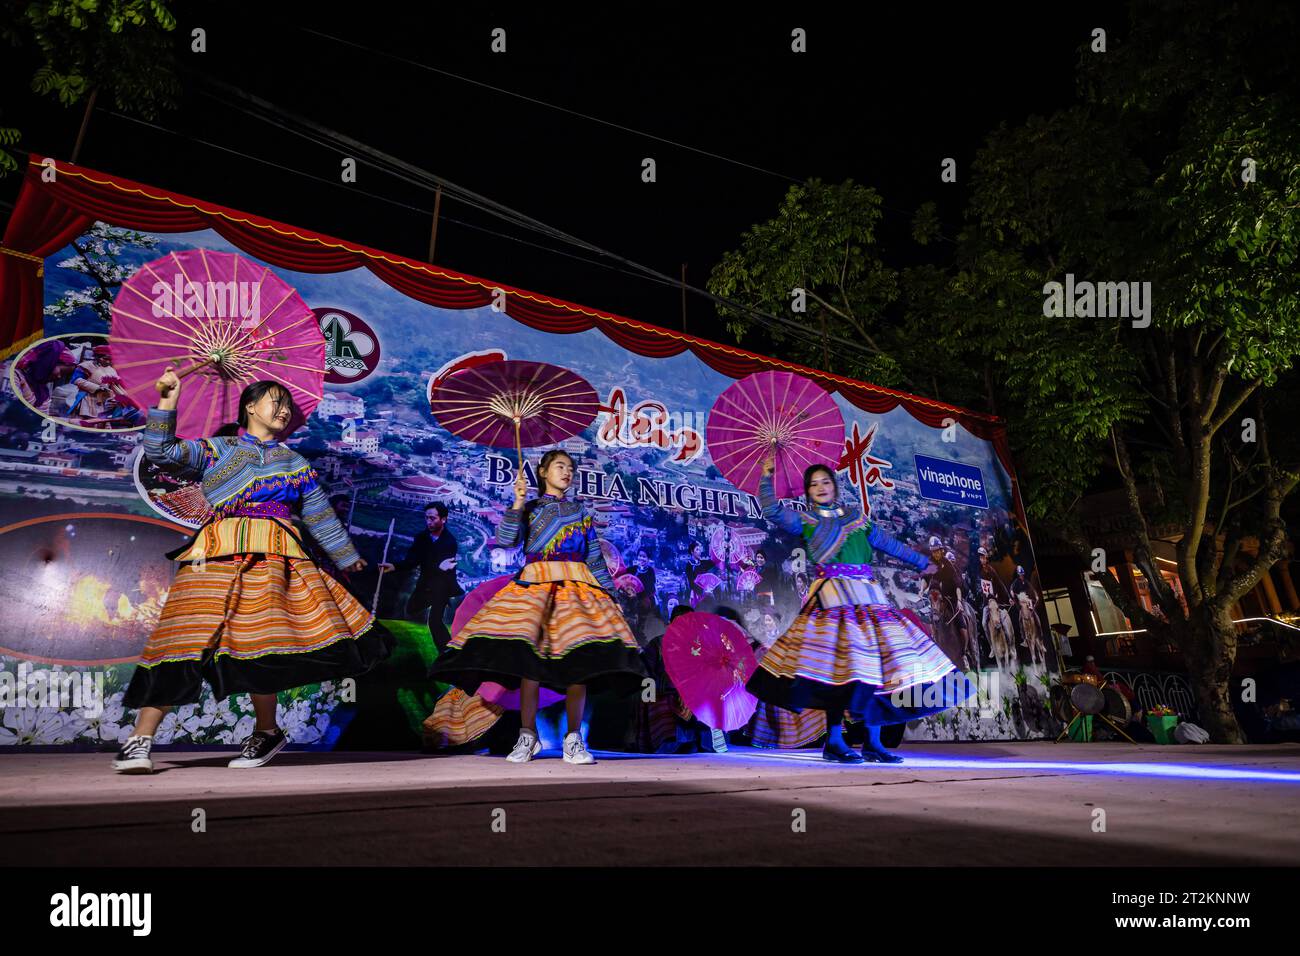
[706,370,845,499]
[109,250,324,438]
[428,359,598,467]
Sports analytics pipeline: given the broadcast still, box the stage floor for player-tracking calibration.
[3,742,1299,866]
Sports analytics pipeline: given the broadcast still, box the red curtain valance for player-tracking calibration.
[1,155,1016,483]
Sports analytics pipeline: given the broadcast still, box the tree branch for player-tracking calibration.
[1207,379,1263,437]
[1112,426,1183,621]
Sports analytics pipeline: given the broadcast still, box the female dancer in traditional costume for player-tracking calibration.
[746,454,971,763]
[112,370,393,773]
[430,450,647,764]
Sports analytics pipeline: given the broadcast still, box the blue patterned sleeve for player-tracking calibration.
[143,408,216,477]
[868,524,928,569]
[298,466,362,568]
[758,472,805,535]
[495,506,526,548]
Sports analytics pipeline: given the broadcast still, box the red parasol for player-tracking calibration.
[428,359,598,468]
[109,250,325,438]
[662,611,758,730]
[706,371,844,499]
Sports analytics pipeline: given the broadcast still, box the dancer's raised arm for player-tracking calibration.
[143,369,216,476]
[757,453,805,535]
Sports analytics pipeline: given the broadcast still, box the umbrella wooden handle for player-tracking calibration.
[513,416,523,471]
[155,356,218,393]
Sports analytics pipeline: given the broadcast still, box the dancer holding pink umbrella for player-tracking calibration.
[708,370,970,762]
[108,252,392,774]
[745,450,972,762]
[112,370,393,774]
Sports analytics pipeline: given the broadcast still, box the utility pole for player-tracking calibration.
[427,185,442,264]
[680,263,687,332]
[71,89,98,163]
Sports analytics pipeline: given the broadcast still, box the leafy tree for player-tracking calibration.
[0,0,180,174]
[707,0,1300,741]
[708,178,910,389]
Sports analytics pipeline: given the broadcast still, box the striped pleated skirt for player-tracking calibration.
[422,687,505,748]
[748,704,829,749]
[746,572,972,724]
[429,559,647,694]
[123,518,392,707]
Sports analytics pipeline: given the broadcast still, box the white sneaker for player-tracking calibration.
[562,732,595,765]
[112,735,154,774]
[506,729,541,763]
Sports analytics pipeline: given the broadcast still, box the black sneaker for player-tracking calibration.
[227,728,288,769]
[111,735,155,774]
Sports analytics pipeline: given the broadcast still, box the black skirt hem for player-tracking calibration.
[746,668,975,726]
[430,636,648,696]
[123,622,395,708]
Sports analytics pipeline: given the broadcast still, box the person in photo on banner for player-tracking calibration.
[745,453,974,763]
[111,370,394,774]
[380,501,464,652]
[429,449,648,764]
[67,344,145,426]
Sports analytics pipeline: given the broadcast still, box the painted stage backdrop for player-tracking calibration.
[0,158,1059,749]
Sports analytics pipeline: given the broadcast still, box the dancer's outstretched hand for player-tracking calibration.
[761,452,776,476]
[156,368,181,408]
[346,558,367,573]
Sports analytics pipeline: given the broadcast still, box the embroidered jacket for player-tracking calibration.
[496,493,617,591]
[758,472,927,570]
[144,407,361,567]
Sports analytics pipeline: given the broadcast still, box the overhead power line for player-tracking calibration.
[296,26,805,185]
[183,71,892,366]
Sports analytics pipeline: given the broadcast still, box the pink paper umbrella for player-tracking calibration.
[109,250,325,439]
[428,359,598,468]
[662,611,759,731]
[450,575,563,710]
[706,371,845,499]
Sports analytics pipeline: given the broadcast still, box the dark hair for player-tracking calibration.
[237,380,298,432]
[536,449,574,495]
[670,605,692,621]
[213,423,241,437]
[803,463,838,501]
[713,605,742,624]
[424,501,448,518]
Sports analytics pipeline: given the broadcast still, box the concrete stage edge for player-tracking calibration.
[3,742,1298,866]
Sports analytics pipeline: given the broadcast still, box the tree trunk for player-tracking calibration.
[1181,605,1246,743]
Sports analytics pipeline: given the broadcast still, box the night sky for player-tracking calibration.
[2,2,1130,354]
